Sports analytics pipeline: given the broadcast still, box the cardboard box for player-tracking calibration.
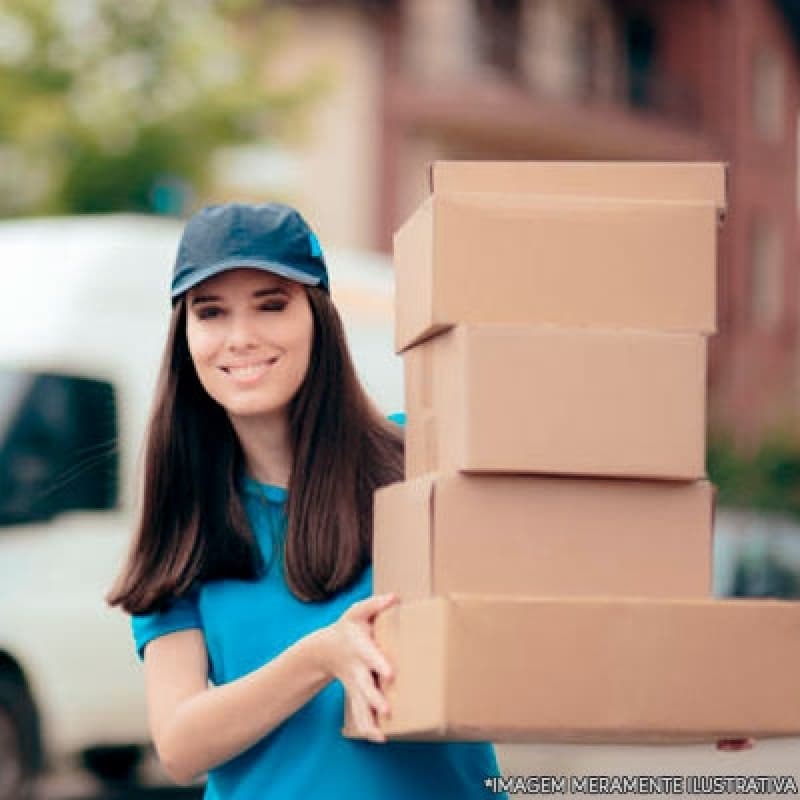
[394,193,718,352]
[373,474,714,600]
[343,595,800,743]
[428,160,727,210]
[404,325,707,480]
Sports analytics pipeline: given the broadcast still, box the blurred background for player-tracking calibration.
[0,0,799,797]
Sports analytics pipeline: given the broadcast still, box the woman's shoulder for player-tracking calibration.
[130,586,203,661]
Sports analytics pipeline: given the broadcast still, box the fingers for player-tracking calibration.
[347,683,387,743]
[353,635,393,684]
[354,663,391,718]
[348,692,377,741]
[337,621,394,683]
[336,593,398,744]
[345,593,399,623]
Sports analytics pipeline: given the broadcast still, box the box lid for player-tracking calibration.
[428,160,727,212]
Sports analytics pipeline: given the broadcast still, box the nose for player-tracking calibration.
[225,309,261,353]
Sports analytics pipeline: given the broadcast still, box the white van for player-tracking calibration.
[0,214,401,796]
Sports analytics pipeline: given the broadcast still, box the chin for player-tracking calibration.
[222,393,292,420]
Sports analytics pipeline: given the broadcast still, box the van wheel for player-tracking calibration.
[82,744,142,784]
[0,675,40,800]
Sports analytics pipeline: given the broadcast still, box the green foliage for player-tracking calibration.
[0,0,328,215]
[708,427,800,518]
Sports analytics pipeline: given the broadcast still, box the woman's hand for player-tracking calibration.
[716,738,754,751]
[319,593,399,743]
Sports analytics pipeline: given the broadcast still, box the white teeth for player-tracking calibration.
[230,364,266,377]
[224,358,276,378]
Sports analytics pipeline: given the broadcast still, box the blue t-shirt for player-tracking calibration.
[131,414,506,799]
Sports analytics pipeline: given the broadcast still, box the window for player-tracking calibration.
[748,216,784,330]
[0,370,118,525]
[623,12,657,109]
[753,48,785,142]
[474,0,523,78]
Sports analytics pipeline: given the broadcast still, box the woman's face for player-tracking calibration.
[185,268,314,421]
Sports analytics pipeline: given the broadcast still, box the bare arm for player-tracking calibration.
[144,593,398,786]
[144,627,331,785]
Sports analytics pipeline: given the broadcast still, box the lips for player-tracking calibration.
[220,357,279,381]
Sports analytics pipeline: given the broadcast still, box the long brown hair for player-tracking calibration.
[106,285,403,614]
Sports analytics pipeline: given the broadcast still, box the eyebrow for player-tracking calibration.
[190,287,289,306]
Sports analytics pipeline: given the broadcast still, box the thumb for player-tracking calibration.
[348,593,399,621]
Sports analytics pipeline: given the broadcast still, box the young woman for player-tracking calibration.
[107,203,505,799]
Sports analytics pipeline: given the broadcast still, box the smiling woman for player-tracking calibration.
[186,272,313,466]
[105,202,505,800]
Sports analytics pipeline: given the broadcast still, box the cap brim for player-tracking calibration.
[171,258,323,303]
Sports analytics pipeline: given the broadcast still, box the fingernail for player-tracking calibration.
[717,738,754,751]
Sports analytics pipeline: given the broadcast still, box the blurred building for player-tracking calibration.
[252,0,799,447]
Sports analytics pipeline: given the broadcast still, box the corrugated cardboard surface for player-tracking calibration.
[394,193,718,353]
[429,160,727,210]
[404,325,707,480]
[364,595,800,743]
[373,474,714,600]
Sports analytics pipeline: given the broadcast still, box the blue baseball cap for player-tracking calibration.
[170,202,329,304]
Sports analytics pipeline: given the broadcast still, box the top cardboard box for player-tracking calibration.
[393,192,719,353]
[428,160,727,210]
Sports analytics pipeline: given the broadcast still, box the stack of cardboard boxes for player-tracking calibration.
[350,162,800,743]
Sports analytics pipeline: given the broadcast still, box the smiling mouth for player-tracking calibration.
[220,357,279,378]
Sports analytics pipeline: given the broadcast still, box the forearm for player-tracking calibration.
[158,628,332,784]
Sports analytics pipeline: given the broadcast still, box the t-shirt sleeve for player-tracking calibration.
[131,590,202,662]
[387,411,406,427]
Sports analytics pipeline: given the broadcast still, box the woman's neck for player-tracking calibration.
[229,411,293,488]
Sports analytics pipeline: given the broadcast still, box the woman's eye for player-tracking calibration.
[260,302,287,312]
[197,307,222,320]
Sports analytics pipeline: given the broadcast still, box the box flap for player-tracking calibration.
[393,196,437,353]
[428,160,727,211]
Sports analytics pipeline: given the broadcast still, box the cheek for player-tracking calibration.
[187,315,221,358]
[186,324,221,384]
[285,310,314,383]
[285,343,312,394]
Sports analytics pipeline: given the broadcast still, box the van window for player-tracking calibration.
[0,370,118,525]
